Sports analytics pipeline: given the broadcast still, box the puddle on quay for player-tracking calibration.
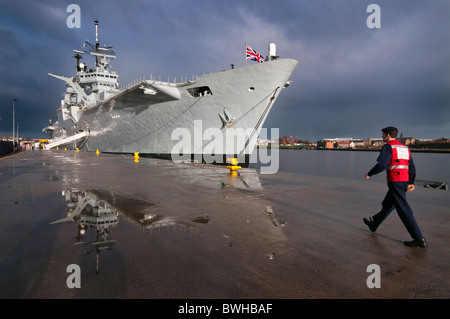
[48,164,281,276]
[50,190,120,274]
[49,189,214,273]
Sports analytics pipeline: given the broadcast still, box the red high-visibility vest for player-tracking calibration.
[387,140,410,182]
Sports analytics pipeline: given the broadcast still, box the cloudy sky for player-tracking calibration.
[0,0,449,141]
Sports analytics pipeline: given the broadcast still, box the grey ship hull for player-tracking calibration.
[49,59,298,165]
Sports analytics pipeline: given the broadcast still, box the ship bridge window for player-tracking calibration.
[187,86,213,98]
[70,93,77,103]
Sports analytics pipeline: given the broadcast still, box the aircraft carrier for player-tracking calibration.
[42,21,298,166]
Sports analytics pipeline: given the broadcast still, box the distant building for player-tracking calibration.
[279,135,298,145]
[411,138,450,150]
[398,136,416,145]
[317,140,334,149]
[318,138,362,149]
[365,138,384,148]
[334,141,351,149]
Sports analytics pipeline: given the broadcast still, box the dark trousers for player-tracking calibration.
[372,181,424,240]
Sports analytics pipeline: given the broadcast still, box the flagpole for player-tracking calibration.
[245,42,247,67]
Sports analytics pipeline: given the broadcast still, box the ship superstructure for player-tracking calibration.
[43,21,119,138]
[43,21,298,166]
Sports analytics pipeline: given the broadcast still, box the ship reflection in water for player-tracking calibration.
[49,189,216,273]
[50,165,265,274]
[51,190,119,274]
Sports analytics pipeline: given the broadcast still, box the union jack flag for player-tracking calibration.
[246,45,265,63]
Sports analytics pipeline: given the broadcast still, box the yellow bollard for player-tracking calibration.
[64,147,67,151]
[226,157,241,172]
[134,152,139,163]
[56,147,59,150]
[76,148,79,152]
[96,149,100,156]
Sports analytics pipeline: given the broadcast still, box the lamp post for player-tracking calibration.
[17,120,19,147]
[12,99,17,147]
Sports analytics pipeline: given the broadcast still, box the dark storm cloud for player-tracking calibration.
[0,0,448,141]
[269,0,450,140]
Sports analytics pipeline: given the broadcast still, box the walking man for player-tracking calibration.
[363,126,427,248]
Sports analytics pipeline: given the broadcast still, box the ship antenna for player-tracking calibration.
[94,20,99,50]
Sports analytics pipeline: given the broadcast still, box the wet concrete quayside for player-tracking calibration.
[0,150,448,298]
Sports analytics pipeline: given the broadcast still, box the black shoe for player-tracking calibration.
[363,217,378,232]
[404,238,428,248]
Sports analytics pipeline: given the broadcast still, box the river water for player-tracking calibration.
[250,149,450,184]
